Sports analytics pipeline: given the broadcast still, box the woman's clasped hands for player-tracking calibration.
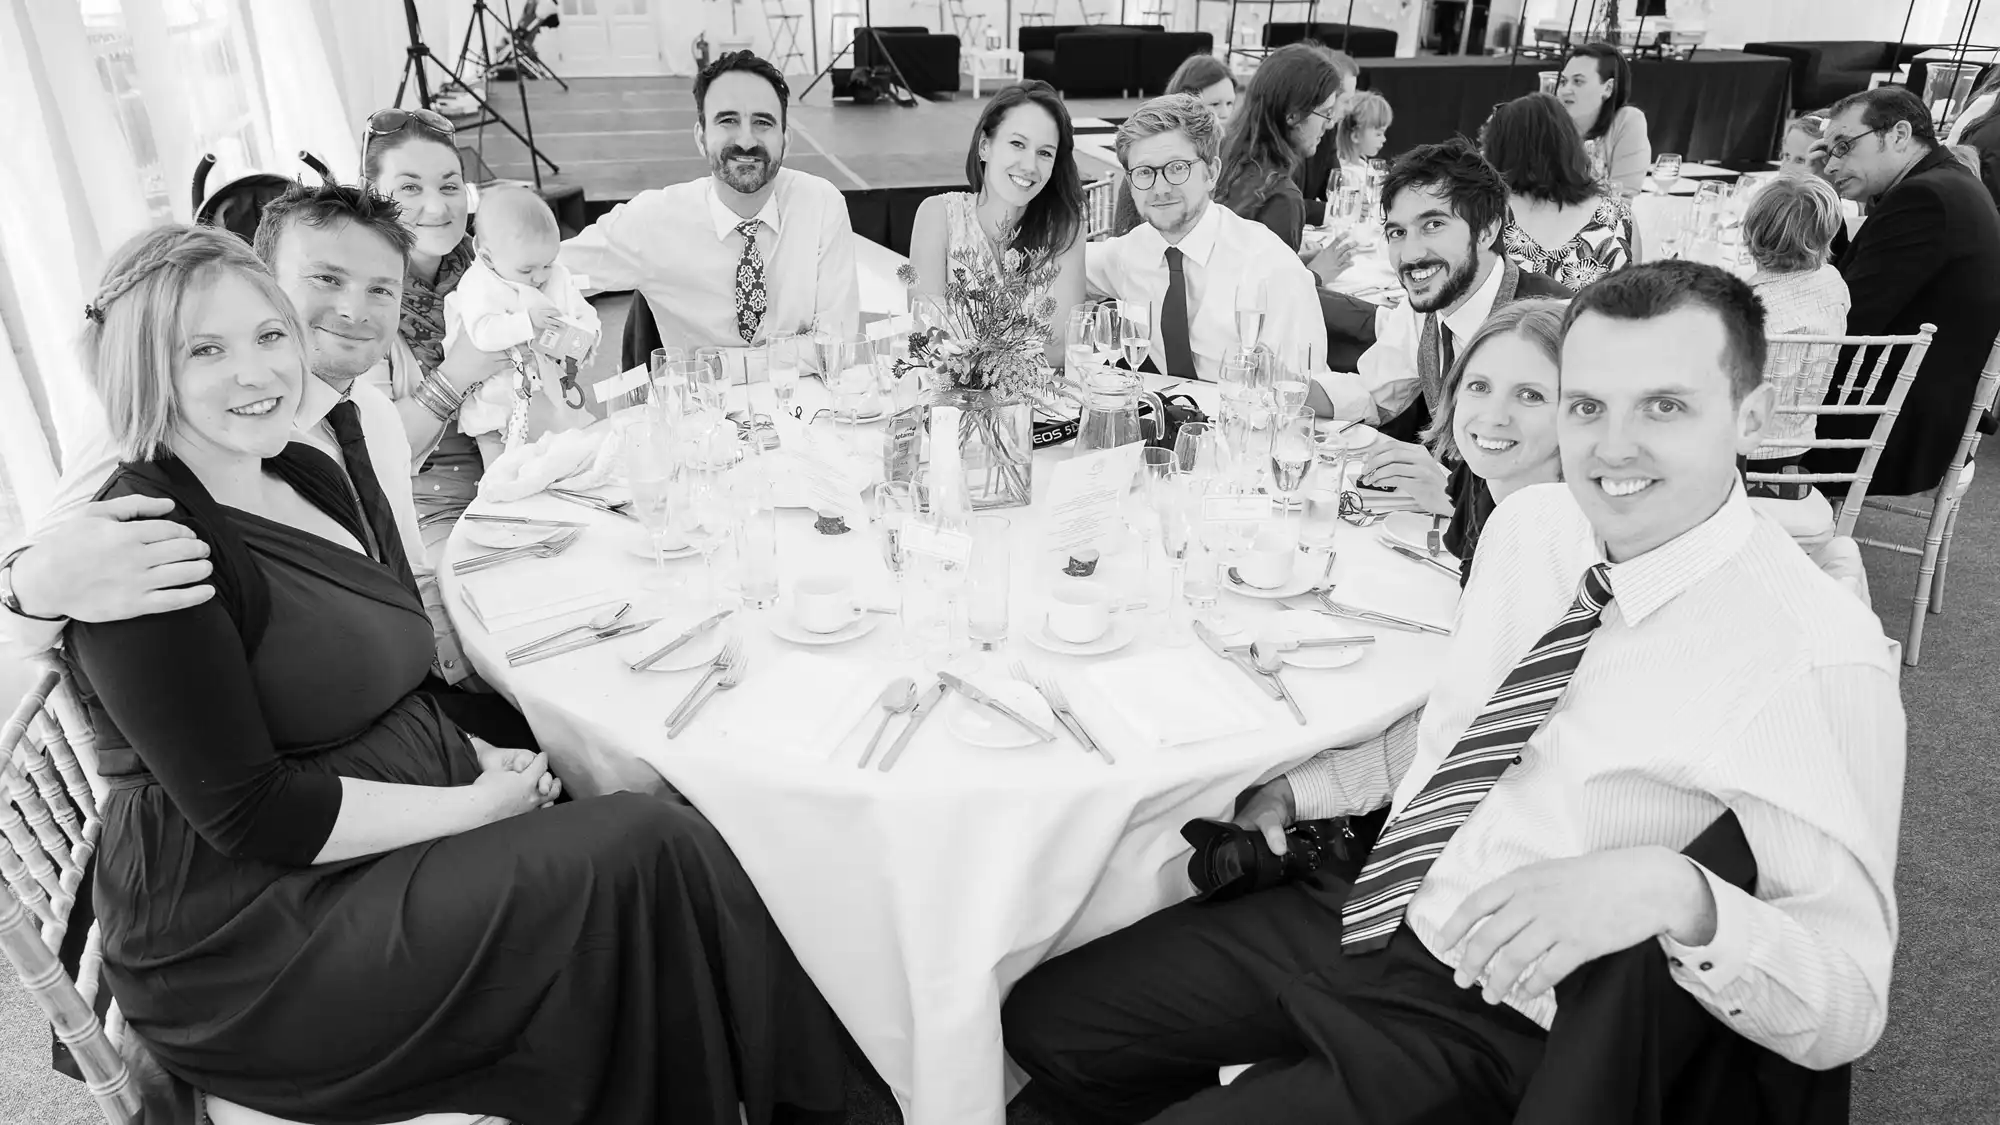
[470,736,562,816]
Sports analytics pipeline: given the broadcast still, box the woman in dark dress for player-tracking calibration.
[1421,298,1567,586]
[65,225,846,1125]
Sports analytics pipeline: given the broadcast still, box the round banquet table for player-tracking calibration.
[439,378,1459,1125]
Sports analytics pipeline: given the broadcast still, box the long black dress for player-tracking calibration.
[66,447,846,1125]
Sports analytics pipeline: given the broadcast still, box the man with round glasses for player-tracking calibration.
[1084,94,1326,384]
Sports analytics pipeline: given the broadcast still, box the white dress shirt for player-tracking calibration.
[1083,201,1327,383]
[1324,255,1508,424]
[559,168,860,362]
[1,374,428,658]
[1285,482,1903,1070]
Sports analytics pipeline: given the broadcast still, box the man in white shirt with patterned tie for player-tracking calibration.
[559,51,860,360]
[1084,94,1326,383]
[1004,260,1905,1122]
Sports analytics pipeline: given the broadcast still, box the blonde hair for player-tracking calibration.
[1423,297,1568,465]
[1336,91,1393,166]
[473,184,560,250]
[1115,93,1222,167]
[1741,175,1841,274]
[80,224,310,463]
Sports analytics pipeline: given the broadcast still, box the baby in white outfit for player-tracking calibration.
[446,184,601,465]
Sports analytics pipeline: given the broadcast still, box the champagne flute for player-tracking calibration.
[1269,409,1316,511]
[1234,278,1266,351]
[1117,301,1152,371]
[765,334,803,419]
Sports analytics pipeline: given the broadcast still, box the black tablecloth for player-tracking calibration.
[1356,50,1792,166]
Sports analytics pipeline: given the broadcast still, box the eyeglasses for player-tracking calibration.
[1823,126,1886,160]
[1311,106,1339,125]
[1127,159,1197,190]
[364,107,457,143]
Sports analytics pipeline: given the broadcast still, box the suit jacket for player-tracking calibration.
[1806,146,2000,495]
[1514,811,1851,1125]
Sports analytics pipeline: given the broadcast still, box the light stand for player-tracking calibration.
[800,0,922,106]
[1341,0,1355,52]
[394,0,559,191]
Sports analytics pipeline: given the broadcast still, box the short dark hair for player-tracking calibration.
[1380,137,1510,252]
[252,179,415,268]
[1564,42,1631,140]
[1828,85,1938,149]
[1560,260,1767,401]
[694,50,790,126]
[1482,94,1597,207]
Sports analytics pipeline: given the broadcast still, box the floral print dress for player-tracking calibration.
[1501,195,1636,290]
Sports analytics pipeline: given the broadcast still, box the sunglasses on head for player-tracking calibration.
[365,107,456,142]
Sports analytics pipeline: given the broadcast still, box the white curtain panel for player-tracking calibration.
[248,0,364,181]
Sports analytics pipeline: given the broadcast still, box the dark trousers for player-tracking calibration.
[1002,868,1546,1125]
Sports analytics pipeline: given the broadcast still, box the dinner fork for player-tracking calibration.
[453,527,582,575]
[664,640,741,730]
[1011,660,1114,765]
[667,650,745,739]
[549,487,639,520]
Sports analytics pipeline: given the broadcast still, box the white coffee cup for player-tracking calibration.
[1046,583,1112,644]
[793,574,860,633]
[1237,529,1297,589]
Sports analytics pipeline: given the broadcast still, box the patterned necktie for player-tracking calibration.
[1341,563,1615,953]
[733,218,766,344]
[1160,246,1195,378]
[325,400,414,592]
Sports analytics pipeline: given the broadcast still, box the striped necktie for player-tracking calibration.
[1341,563,1615,953]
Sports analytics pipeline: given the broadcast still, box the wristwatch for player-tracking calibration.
[0,546,59,621]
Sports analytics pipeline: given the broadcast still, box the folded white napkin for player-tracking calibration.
[1749,490,1835,552]
[702,652,883,760]
[457,567,618,633]
[478,423,619,503]
[1083,650,1267,749]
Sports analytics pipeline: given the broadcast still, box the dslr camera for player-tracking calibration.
[1180,817,1354,903]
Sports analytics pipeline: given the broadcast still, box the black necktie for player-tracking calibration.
[325,400,414,590]
[1161,246,1196,379]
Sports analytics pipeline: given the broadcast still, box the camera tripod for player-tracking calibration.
[454,0,570,91]
[393,0,558,190]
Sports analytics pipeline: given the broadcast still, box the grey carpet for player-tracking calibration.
[2,441,1991,1124]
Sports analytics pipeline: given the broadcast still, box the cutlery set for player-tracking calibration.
[455,527,583,575]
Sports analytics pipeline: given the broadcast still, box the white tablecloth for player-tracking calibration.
[440,383,1457,1125]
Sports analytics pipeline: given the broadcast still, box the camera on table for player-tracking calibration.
[1180,817,1352,903]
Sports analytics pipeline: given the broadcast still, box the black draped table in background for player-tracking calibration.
[1357,50,1793,166]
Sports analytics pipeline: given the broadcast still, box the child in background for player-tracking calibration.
[447,185,600,465]
[1331,91,1393,195]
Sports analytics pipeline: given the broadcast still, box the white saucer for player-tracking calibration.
[945,681,1059,748]
[1025,617,1135,657]
[1223,567,1321,600]
[463,523,564,550]
[768,610,881,646]
[1268,610,1369,670]
[611,620,727,672]
[620,525,699,561]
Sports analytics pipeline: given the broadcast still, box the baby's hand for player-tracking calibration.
[529,308,567,339]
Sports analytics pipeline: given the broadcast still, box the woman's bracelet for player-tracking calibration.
[412,369,465,422]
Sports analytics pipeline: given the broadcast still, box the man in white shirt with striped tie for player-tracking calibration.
[1003,260,1905,1122]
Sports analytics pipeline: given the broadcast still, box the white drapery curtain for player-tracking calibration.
[0,0,361,537]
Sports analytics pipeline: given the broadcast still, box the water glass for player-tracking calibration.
[675,451,734,610]
[1269,409,1316,509]
[1299,450,1344,552]
[967,515,1012,650]
[765,335,804,419]
[737,504,779,610]
[622,419,680,590]
[1652,153,1683,194]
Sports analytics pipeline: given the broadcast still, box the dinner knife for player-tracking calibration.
[1385,540,1462,579]
[937,672,1057,743]
[462,513,586,527]
[877,680,949,772]
[628,609,735,672]
[1192,621,1284,700]
[509,619,659,666]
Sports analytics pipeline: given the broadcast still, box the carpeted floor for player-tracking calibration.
[2,442,1993,1124]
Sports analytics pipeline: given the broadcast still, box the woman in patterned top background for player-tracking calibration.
[1483,94,1635,289]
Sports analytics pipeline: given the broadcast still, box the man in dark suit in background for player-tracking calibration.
[1810,86,2000,496]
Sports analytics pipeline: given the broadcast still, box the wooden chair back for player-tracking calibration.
[1746,323,1935,536]
[0,656,134,1123]
[1084,176,1119,241]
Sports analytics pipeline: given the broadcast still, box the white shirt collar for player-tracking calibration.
[1599,480,1756,626]
[1442,255,1508,340]
[296,372,347,431]
[1123,199,1224,269]
[707,178,781,242]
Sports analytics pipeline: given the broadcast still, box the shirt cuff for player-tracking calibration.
[1312,371,1377,422]
[1658,857,1760,997]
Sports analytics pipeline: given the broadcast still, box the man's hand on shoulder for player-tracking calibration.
[11,496,215,622]
[1437,845,1718,1007]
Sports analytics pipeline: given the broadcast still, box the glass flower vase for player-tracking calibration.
[933,389,1033,511]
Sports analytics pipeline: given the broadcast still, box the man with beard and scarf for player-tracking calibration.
[2,181,537,748]
[1317,141,1571,511]
[559,51,859,360]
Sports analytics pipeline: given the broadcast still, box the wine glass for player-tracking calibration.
[1172,420,1226,483]
[621,418,681,593]
[692,346,729,414]
[1234,278,1266,351]
[1116,302,1152,371]
[1269,409,1316,512]
[765,334,804,419]
[832,334,877,452]
[1065,305,1114,372]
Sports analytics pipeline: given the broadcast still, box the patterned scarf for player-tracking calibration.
[399,237,477,375]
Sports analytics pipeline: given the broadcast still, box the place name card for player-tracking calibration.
[1042,443,1142,557]
[902,521,973,568]
[789,424,872,525]
[1202,494,1273,523]
[591,364,650,405]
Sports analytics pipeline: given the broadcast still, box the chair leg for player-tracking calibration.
[1929,497,1961,614]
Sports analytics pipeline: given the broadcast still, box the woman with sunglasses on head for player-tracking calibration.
[358,108,516,555]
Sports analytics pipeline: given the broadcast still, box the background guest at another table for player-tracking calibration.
[1740,175,1851,505]
[358,107,518,554]
[1557,42,1651,196]
[1329,90,1393,199]
[908,81,1085,366]
[1420,297,1567,585]
[1809,86,2000,496]
[1111,53,1235,237]
[561,51,859,355]
[1086,94,1325,382]
[1213,45,1348,264]
[1295,43,1362,224]
[1946,83,2000,209]
[1779,112,1830,177]
[1484,94,1636,289]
